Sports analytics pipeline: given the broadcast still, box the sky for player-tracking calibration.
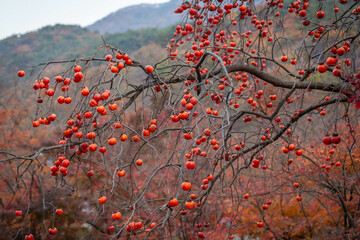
[0,0,170,40]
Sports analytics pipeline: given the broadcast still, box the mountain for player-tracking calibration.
[0,25,102,84]
[87,0,180,34]
[0,24,174,85]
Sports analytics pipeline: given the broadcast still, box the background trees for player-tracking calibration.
[1,0,360,239]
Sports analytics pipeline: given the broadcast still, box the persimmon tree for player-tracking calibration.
[1,0,360,239]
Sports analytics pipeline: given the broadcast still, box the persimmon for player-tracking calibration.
[295,149,303,156]
[111,212,122,220]
[149,124,156,132]
[109,103,117,110]
[120,134,128,141]
[111,66,119,73]
[288,144,295,151]
[143,129,150,136]
[186,102,194,110]
[17,70,25,77]
[99,147,106,153]
[15,210,22,216]
[62,159,70,167]
[145,65,154,74]
[43,77,50,84]
[168,198,178,207]
[132,135,140,142]
[185,160,195,169]
[281,56,288,62]
[126,222,136,232]
[74,72,83,83]
[323,135,332,145]
[326,57,338,66]
[117,170,126,177]
[74,65,82,72]
[64,97,72,104]
[89,144,98,152]
[316,11,325,19]
[59,167,67,174]
[55,209,63,215]
[136,159,143,166]
[97,106,105,113]
[317,64,327,73]
[49,228,57,235]
[108,138,117,145]
[135,222,142,229]
[25,234,34,240]
[32,120,40,127]
[98,196,107,204]
[48,114,56,121]
[105,54,112,61]
[122,54,129,61]
[181,181,192,191]
[84,111,92,118]
[118,62,125,70]
[171,115,180,122]
[185,201,195,210]
[46,89,54,96]
[337,47,345,56]
[179,111,189,119]
[299,10,307,17]
[331,134,341,144]
[102,90,110,99]
[184,132,193,140]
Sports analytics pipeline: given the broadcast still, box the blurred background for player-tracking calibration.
[0,0,179,85]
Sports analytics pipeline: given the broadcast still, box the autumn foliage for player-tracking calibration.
[1,0,360,239]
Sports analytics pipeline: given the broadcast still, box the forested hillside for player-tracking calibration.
[0,24,174,85]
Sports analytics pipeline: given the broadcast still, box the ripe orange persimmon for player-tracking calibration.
[117,170,126,177]
[136,159,143,166]
[185,201,196,210]
[145,65,154,74]
[120,134,128,142]
[168,198,178,207]
[108,138,117,145]
[111,212,122,220]
[181,181,192,191]
[17,70,25,77]
[55,209,63,215]
[98,196,107,204]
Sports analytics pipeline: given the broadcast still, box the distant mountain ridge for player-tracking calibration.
[87,0,180,34]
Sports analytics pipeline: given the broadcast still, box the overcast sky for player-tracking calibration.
[0,0,170,40]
